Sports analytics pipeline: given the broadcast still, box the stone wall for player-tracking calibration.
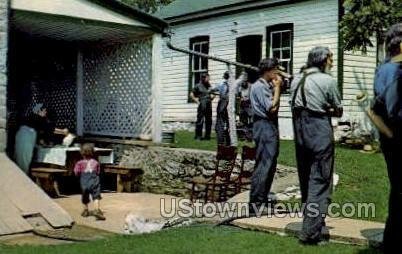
[116,146,297,198]
[0,0,8,152]
[162,121,194,132]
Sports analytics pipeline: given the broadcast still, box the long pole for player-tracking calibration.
[166,41,257,146]
[166,41,258,71]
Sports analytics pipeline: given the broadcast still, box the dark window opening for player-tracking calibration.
[236,35,262,83]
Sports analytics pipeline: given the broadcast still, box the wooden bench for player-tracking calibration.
[103,165,143,193]
[31,167,68,197]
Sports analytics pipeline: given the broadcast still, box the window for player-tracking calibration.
[189,36,209,98]
[236,35,262,83]
[266,24,294,74]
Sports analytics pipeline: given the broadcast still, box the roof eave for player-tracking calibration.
[163,0,309,25]
[87,0,168,33]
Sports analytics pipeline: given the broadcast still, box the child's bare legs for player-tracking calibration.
[93,198,100,211]
[81,191,90,217]
[93,198,105,220]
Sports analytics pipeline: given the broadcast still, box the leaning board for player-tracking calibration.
[0,195,33,235]
[0,153,73,235]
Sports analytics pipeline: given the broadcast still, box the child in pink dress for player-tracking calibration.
[74,143,105,220]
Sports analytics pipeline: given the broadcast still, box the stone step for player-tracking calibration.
[232,213,384,247]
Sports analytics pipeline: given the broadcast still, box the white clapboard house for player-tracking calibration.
[157,0,378,139]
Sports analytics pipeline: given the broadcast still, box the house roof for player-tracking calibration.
[157,0,254,18]
[88,0,168,33]
[11,0,168,34]
[157,0,308,24]
[11,0,168,43]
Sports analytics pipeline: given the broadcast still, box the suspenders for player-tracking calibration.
[291,71,318,109]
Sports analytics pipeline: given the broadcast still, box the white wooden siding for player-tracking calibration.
[162,0,339,127]
[342,42,377,134]
[161,0,377,138]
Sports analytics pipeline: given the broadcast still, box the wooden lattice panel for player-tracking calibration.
[29,63,77,131]
[83,38,153,138]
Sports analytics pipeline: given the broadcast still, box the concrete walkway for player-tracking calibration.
[232,214,384,247]
[56,192,385,247]
[226,191,384,247]
[55,192,179,234]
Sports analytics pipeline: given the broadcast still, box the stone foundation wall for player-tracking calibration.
[0,0,8,152]
[162,121,194,132]
[113,145,297,198]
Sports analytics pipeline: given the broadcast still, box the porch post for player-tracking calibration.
[76,50,84,136]
[151,34,162,143]
[0,0,9,152]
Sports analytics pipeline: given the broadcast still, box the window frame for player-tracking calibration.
[188,36,210,102]
[266,23,294,75]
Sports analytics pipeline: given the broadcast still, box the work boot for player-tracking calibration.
[81,209,90,217]
[93,209,106,220]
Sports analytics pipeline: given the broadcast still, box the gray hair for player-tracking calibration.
[306,46,332,71]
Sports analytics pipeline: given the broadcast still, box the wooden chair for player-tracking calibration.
[233,145,256,194]
[190,145,237,202]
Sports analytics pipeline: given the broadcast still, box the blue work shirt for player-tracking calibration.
[213,80,229,99]
[373,60,402,122]
[250,78,273,119]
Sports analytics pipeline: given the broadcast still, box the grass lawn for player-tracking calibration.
[174,131,389,222]
[0,132,386,253]
[0,225,380,254]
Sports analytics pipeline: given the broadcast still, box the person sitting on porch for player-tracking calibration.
[14,103,69,174]
[74,143,106,221]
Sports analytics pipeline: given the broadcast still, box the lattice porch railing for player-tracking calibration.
[82,38,153,138]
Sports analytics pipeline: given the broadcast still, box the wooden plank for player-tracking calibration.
[0,195,33,236]
[77,136,154,146]
[104,167,142,175]
[31,168,68,174]
[104,168,130,175]
[0,153,73,229]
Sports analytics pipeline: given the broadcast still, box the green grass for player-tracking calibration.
[0,225,380,254]
[174,131,255,153]
[0,132,387,253]
[174,131,389,222]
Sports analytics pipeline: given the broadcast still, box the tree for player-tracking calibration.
[340,0,402,55]
[119,0,174,13]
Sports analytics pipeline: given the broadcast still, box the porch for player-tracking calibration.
[6,0,166,156]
